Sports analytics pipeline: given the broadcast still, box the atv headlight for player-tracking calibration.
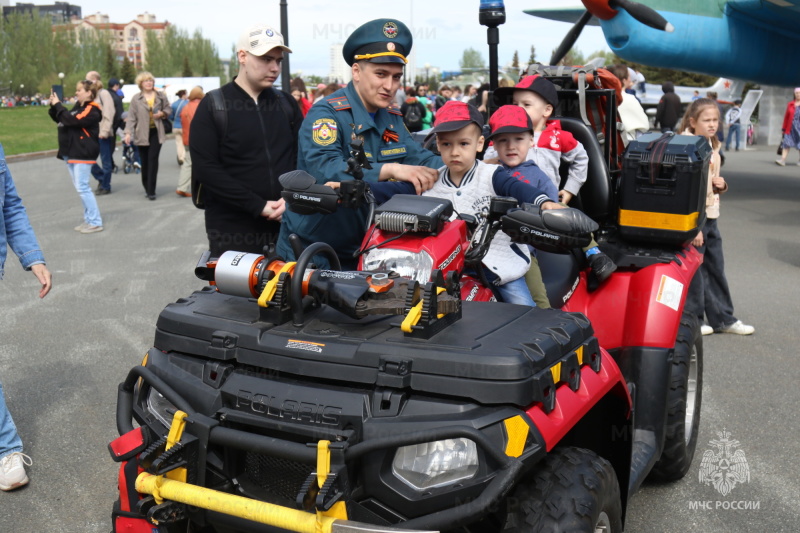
[392,438,479,490]
[146,388,177,428]
[361,248,434,284]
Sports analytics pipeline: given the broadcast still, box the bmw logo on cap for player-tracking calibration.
[266,28,274,37]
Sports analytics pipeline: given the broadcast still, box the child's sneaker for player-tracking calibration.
[701,324,714,336]
[80,225,104,234]
[716,320,754,335]
[0,452,31,491]
[588,252,617,283]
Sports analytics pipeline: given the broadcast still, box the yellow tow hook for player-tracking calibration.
[315,440,348,528]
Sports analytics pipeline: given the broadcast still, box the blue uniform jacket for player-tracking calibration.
[1,143,46,280]
[278,82,442,267]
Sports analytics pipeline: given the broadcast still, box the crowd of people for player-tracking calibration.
[2,16,759,492]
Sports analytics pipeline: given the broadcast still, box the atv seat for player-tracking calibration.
[557,116,613,225]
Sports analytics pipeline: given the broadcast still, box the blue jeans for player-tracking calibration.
[726,123,741,151]
[495,276,537,306]
[90,137,114,191]
[0,381,23,458]
[66,163,103,226]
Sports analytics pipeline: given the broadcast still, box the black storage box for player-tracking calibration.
[618,133,711,246]
[153,288,597,408]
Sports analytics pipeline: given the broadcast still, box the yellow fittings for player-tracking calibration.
[136,472,337,533]
[258,262,296,307]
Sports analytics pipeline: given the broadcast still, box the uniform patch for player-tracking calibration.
[312,118,338,146]
[380,145,407,158]
[383,22,398,38]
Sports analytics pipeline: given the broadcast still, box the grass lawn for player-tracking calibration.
[0,106,60,156]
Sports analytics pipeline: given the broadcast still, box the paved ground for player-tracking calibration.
[1,140,798,532]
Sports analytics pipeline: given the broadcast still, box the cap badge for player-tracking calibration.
[265,28,274,37]
[383,22,398,38]
[387,42,396,52]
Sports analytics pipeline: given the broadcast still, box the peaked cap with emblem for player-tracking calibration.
[343,19,412,66]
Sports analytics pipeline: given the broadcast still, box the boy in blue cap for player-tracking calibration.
[278,19,441,268]
[367,101,564,306]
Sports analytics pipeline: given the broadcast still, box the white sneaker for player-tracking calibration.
[717,320,755,335]
[74,222,89,232]
[775,159,786,166]
[0,452,31,491]
[701,325,714,336]
[80,225,104,234]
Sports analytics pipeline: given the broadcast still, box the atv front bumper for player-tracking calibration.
[114,365,527,533]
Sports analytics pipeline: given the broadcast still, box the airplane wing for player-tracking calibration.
[522,8,601,26]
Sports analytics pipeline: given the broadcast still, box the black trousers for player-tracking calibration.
[685,218,737,329]
[137,128,162,196]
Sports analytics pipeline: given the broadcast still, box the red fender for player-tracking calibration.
[564,246,702,350]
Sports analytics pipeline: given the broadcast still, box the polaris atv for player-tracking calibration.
[108,68,706,533]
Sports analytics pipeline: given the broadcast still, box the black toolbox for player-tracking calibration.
[153,288,599,408]
[618,133,711,246]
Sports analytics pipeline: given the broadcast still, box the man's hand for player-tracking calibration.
[124,133,131,145]
[711,176,726,192]
[382,163,437,194]
[558,189,573,204]
[30,264,52,298]
[262,198,285,221]
[692,231,704,248]
[541,201,566,210]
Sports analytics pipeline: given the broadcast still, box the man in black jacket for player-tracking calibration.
[190,23,303,256]
[655,81,683,133]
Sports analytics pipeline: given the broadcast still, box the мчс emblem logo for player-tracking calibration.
[312,118,338,146]
[383,22,398,38]
[698,429,750,496]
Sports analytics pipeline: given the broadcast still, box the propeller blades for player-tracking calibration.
[550,10,594,65]
[609,0,674,32]
[549,1,674,66]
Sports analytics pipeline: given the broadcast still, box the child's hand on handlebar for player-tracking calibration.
[324,181,341,189]
[541,201,566,210]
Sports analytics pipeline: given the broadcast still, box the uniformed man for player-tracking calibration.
[277,18,442,268]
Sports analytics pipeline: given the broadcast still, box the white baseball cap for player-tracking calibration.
[237,23,292,56]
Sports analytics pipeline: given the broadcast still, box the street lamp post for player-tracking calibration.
[57,72,65,100]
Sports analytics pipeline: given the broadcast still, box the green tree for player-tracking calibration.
[229,45,239,80]
[528,45,537,66]
[120,56,136,85]
[182,56,193,77]
[512,50,519,69]
[559,48,585,67]
[459,48,486,71]
[104,43,118,79]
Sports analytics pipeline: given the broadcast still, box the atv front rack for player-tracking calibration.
[115,366,527,533]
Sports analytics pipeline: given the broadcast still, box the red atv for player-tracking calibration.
[108,71,706,532]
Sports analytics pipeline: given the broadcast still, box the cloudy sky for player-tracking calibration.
[73,0,610,77]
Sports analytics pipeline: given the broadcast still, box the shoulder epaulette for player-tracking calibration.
[327,96,351,111]
[387,104,403,116]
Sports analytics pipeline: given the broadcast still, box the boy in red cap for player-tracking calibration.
[489,75,617,283]
[369,101,564,306]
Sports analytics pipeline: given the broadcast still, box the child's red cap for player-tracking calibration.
[432,101,484,133]
[494,74,559,108]
[487,105,533,140]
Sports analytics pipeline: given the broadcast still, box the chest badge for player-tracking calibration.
[312,118,338,146]
[382,129,400,143]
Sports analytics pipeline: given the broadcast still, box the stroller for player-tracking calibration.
[121,142,140,174]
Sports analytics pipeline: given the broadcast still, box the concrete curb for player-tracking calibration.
[6,149,59,163]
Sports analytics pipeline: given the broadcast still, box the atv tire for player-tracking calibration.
[502,447,622,533]
[649,312,703,482]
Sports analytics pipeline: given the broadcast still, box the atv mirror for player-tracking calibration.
[501,206,598,254]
